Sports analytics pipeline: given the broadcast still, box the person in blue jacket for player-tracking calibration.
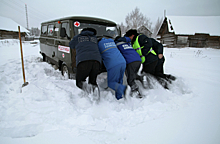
[69,28,101,94]
[115,36,142,97]
[98,37,129,100]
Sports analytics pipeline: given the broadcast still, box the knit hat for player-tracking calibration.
[82,27,97,35]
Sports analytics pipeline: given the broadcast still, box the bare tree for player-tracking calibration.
[117,22,126,36]
[153,17,163,37]
[125,7,152,32]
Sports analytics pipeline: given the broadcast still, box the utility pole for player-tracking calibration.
[25,4,29,30]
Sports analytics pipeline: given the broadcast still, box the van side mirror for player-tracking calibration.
[60,28,67,38]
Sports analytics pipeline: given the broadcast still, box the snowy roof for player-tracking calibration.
[0,16,29,33]
[137,25,152,33]
[166,16,220,36]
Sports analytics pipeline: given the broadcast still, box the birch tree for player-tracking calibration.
[125,7,152,31]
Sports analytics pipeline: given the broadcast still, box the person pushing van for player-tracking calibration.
[69,28,101,96]
[114,36,142,98]
[98,37,130,100]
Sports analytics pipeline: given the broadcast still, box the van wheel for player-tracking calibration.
[61,64,69,79]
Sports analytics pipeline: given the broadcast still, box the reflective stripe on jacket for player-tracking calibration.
[133,35,157,63]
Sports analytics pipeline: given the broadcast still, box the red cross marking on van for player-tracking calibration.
[74,21,80,27]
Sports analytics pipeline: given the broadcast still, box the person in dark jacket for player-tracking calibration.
[150,38,164,77]
[115,36,142,97]
[125,29,158,89]
[125,29,158,75]
[98,37,130,100]
[151,38,176,81]
[69,28,101,94]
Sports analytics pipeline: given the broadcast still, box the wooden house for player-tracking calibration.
[0,16,29,40]
[156,16,220,48]
[137,25,152,38]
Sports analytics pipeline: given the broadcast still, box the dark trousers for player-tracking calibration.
[142,60,158,75]
[155,57,165,78]
[126,61,141,91]
[76,60,100,90]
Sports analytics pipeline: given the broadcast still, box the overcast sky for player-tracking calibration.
[0,0,220,29]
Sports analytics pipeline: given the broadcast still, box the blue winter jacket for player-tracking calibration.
[98,38,126,70]
[115,37,141,64]
[69,30,102,66]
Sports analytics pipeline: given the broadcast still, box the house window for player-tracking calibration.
[170,26,173,30]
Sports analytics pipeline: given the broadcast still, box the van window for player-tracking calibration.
[106,27,118,36]
[41,25,47,35]
[54,23,59,37]
[61,22,70,39]
[74,23,119,38]
[47,24,54,36]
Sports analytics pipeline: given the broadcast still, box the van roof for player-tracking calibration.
[41,16,117,26]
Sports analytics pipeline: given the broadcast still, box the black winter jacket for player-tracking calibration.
[151,38,163,55]
[69,30,102,66]
[132,34,158,65]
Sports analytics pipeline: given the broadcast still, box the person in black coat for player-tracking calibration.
[125,29,158,75]
[151,38,176,81]
[125,29,158,89]
[69,28,102,94]
[125,29,175,89]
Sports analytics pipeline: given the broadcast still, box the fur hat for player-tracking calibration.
[82,27,97,35]
[125,29,138,37]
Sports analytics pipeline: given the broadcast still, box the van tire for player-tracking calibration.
[61,64,69,79]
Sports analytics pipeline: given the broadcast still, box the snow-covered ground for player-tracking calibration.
[0,39,220,144]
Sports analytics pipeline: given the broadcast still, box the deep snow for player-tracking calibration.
[0,39,220,144]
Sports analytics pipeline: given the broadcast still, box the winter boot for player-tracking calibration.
[131,91,143,98]
[130,84,142,98]
[156,77,169,90]
[166,74,176,81]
